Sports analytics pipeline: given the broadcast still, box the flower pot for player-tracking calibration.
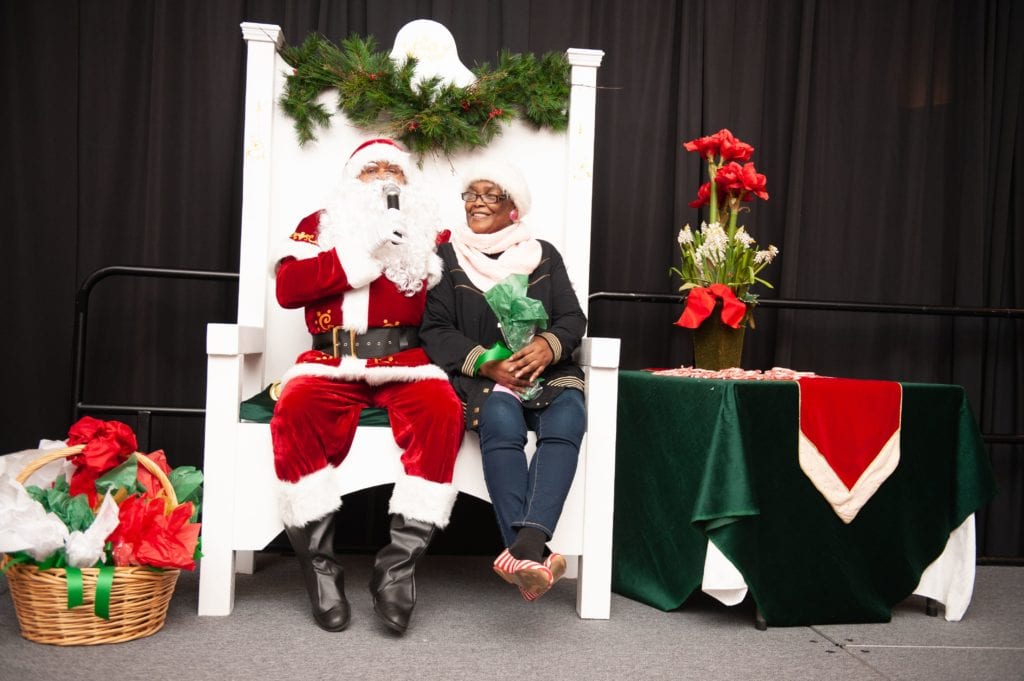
[692,317,745,370]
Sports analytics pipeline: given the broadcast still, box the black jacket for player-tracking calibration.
[421,240,587,430]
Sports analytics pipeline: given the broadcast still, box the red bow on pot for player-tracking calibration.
[674,284,747,329]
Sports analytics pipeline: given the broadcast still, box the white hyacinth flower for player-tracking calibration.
[678,225,694,245]
[700,223,729,263]
[754,245,779,265]
[734,227,755,248]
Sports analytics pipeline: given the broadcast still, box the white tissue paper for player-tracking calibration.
[0,476,70,560]
[0,439,73,489]
[65,491,120,567]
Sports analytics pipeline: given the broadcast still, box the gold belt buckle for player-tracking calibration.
[331,327,358,358]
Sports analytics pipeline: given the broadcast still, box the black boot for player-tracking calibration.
[369,514,436,633]
[284,513,351,632]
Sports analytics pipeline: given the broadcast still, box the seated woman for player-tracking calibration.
[420,161,587,600]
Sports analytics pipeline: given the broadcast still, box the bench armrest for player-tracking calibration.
[207,323,266,356]
[205,323,266,423]
[579,336,620,369]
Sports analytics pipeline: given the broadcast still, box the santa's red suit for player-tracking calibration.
[268,137,463,635]
[269,173,463,533]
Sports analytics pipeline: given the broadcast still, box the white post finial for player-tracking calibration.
[240,22,284,48]
[566,48,605,69]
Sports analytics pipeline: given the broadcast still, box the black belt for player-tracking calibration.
[312,326,420,359]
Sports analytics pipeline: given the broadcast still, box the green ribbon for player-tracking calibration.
[6,554,114,617]
[37,552,65,570]
[94,565,115,619]
[0,552,31,574]
[473,342,513,375]
[66,567,84,608]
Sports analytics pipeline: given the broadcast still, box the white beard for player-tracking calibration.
[318,177,444,296]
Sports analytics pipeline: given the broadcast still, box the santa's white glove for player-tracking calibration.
[373,208,408,249]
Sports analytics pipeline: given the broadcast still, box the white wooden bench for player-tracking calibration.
[198,20,619,619]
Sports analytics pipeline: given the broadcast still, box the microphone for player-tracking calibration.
[382,182,404,244]
[383,182,401,210]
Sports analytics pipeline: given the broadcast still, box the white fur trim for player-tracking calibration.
[270,237,318,278]
[342,287,370,333]
[277,465,344,527]
[798,428,900,524]
[388,473,458,528]
[280,357,448,390]
[424,250,443,290]
[335,247,382,290]
[344,140,410,180]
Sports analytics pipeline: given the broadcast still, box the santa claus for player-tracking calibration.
[270,138,464,634]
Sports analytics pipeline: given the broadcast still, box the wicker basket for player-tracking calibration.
[2,446,182,645]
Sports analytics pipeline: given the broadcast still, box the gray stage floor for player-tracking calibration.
[2,555,1022,680]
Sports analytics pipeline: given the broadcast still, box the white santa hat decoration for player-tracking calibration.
[459,159,532,218]
[344,137,411,179]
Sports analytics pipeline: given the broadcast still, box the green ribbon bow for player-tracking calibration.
[65,565,115,619]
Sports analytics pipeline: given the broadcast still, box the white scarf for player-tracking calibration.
[450,220,543,291]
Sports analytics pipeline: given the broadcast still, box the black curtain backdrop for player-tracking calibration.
[2,1,1021,558]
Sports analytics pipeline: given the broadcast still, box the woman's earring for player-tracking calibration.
[509,209,519,222]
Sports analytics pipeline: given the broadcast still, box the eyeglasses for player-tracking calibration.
[360,163,405,177]
[460,191,508,204]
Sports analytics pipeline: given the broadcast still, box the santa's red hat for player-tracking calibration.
[344,138,410,178]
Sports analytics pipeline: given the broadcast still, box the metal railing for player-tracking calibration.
[73,277,1024,446]
[71,270,1023,562]
[71,265,238,449]
[589,291,1024,446]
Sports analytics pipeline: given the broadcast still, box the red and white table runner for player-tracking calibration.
[797,377,902,523]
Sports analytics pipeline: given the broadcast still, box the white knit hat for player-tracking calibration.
[344,138,411,179]
[460,159,532,218]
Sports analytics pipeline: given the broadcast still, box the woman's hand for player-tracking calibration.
[510,336,554,383]
[478,338,553,392]
[478,359,535,392]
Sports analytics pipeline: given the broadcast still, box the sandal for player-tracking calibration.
[493,549,553,596]
[515,552,568,602]
[545,552,567,584]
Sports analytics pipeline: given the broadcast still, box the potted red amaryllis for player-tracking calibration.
[670,128,779,370]
[0,417,203,645]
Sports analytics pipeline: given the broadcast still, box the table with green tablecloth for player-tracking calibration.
[610,370,997,626]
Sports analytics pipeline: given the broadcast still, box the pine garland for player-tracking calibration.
[278,33,570,156]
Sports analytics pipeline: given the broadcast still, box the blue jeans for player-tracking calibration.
[478,389,587,546]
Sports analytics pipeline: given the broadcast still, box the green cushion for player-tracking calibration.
[239,384,390,426]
